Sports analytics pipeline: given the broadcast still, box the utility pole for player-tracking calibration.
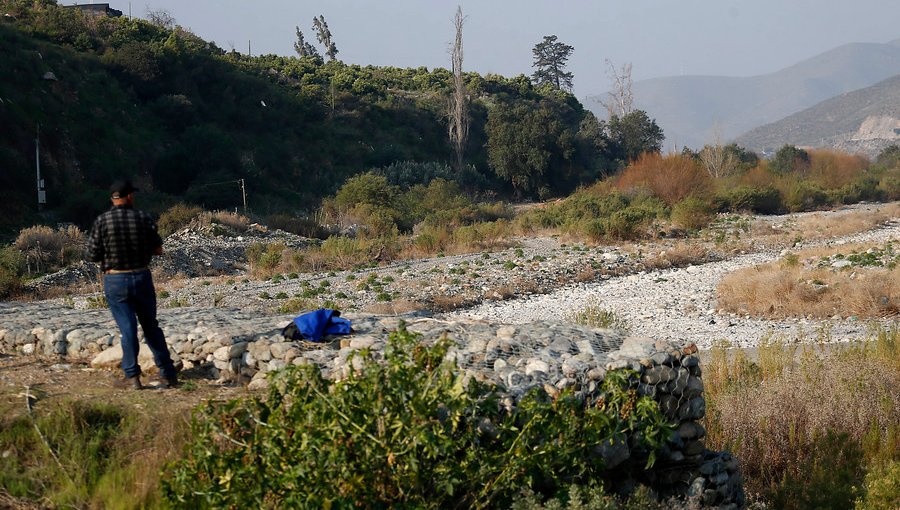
[248,40,251,57]
[240,178,247,214]
[35,124,45,211]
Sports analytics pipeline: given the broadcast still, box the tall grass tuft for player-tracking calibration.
[703,328,900,508]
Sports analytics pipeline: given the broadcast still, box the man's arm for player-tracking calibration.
[85,218,104,262]
[145,212,164,257]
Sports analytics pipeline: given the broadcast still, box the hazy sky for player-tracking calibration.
[115,0,900,98]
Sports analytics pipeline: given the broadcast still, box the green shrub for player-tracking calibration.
[770,145,810,174]
[569,302,629,331]
[714,185,783,214]
[374,160,457,189]
[785,181,829,212]
[856,461,900,510]
[671,197,715,231]
[157,203,204,237]
[0,245,25,298]
[163,325,672,508]
[319,236,375,269]
[276,297,311,314]
[511,482,661,509]
[245,242,286,275]
[829,176,883,204]
[334,172,398,211]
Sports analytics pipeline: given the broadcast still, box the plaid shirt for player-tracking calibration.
[86,205,162,271]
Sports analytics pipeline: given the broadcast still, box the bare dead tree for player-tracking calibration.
[599,59,634,118]
[145,7,175,30]
[698,126,736,178]
[448,6,469,174]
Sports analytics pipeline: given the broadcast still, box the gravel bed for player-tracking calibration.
[445,215,900,349]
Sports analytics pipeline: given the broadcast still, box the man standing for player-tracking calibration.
[86,180,178,389]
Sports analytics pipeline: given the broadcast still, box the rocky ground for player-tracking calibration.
[448,212,900,349]
[1,202,895,508]
[16,202,899,354]
[0,202,896,392]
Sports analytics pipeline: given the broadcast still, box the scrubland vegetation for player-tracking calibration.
[0,328,673,509]
[704,328,900,510]
[3,3,900,509]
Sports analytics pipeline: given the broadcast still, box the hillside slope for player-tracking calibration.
[734,74,900,157]
[0,4,610,237]
[586,40,900,149]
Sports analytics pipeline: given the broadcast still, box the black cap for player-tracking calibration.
[110,179,138,198]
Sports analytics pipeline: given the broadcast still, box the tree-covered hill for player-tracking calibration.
[0,0,656,237]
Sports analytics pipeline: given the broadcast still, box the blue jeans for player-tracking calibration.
[103,270,176,379]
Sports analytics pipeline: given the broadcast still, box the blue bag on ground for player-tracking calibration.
[282,308,352,342]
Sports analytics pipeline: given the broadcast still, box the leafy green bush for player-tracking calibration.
[374,160,457,189]
[0,245,25,298]
[245,242,284,274]
[163,325,672,508]
[769,145,810,174]
[714,185,783,214]
[511,483,661,510]
[785,181,829,212]
[671,196,715,231]
[157,203,204,237]
[855,461,900,510]
[829,176,883,204]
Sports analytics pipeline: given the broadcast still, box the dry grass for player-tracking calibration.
[574,266,596,283]
[642,242,712,270]
[430,293,469,312]
[199,210,250,231]
[749,202,900,249]
[362,299,425,315]
[703,329,900,505]
[14,225,85,274]
[717,243,899,319]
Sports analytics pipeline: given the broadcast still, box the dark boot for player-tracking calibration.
[114,375,143,390]
[155,372,180,389]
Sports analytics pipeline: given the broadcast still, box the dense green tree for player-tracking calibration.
[724,143,759,169]
[486,99,583,198]
[606,110,664,165]
[875,144,900,168]
[531,35,574,92]
[769,145,810,174]
[334,172,398,210]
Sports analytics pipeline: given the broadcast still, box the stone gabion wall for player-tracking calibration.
[0,309,743,508]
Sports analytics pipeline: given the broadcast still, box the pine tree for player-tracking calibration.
[312,15,339,62]
[293,26,320,58]
[531,35,574,92]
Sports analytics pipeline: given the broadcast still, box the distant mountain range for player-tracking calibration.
[585,39,900,150]
[734,73,900,157]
